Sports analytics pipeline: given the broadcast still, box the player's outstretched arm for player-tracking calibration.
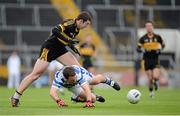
[81,83,95,108]
[50,87,68,107]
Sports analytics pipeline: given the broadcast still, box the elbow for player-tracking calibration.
[52,28,60,36]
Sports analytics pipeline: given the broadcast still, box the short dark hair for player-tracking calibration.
[145,20,153,25]
[76,11,92,22]
[63,67,76,79]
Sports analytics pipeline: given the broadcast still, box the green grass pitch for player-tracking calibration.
[0,86,180,115]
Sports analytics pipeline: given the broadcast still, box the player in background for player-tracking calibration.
[137,21,165,98]
[79,35,96,74]
[7,50,21,89]
[11,11,92,107]
[50,65,120,108]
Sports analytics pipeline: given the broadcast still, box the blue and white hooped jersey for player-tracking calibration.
[52,65,93,89]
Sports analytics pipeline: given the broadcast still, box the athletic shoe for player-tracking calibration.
[149,91,155,98]
[96,95,105,102]
[11,97,20,107]
[111,81,120,91]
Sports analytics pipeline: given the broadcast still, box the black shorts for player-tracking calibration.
[82,56,93,69]
[143,57,160,70]
[39,38,68,62]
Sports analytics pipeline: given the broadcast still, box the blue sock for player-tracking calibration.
[104,77,113,86]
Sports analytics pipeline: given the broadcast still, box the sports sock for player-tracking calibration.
[104,77,114,86]
[153,79,158,90]
[13,90,22,99]
[154,79,158,84]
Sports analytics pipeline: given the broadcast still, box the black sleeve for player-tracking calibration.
[158,35,165,49]
[51,25,69,43]
[137,37,144,52]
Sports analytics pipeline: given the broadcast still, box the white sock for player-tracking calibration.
[13,92,21,99]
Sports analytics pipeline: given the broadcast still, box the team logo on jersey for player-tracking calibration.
[154,38,157,42]
[70,33,75,38]
[144,38,149,42]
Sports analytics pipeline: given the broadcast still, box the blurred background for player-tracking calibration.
[0,0,180,88]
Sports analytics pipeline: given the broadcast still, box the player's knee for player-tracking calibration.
[147,74,153,80]
[154,77,159,80]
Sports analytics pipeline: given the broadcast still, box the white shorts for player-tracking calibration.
[52,84,83,98]
[69,84,84,98]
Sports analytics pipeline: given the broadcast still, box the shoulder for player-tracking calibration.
[154,33,163,40]
[139,34,147,41]
[72,65,81,73]
[141,34,147,38]
[54,71,63,81]
[72,65,80,69]
[62,19,75,27]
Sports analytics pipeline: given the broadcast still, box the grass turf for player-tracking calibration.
[0,86,180,115]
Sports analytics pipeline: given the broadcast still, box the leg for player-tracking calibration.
[89,74,120,91]
[152,68,161,90]
[153,68,161,80]
[16,59,49,94]
[146,70,154,97]
[146,70,153,91]
[70,86,97,103]
[56,52,81,66]
[77,91,96,103]
[89,74,105,85]
[11,59,49,107]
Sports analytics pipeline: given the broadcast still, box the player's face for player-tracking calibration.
[67,75,77,85]
[145,22,154,33]
[77,20,91,29]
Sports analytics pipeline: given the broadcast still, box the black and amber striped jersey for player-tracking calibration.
[79,43,95,56]
[48,19,80,45]
[137,33,165,58]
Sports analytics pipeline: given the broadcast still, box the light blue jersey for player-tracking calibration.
[52,65,93,89]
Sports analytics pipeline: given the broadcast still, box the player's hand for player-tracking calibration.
[83,100,95,108]
[56,99,68,107]
[69,39,79,45]
[68,44,81,56]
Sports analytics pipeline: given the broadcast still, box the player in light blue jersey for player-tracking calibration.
[50,65,120,108]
